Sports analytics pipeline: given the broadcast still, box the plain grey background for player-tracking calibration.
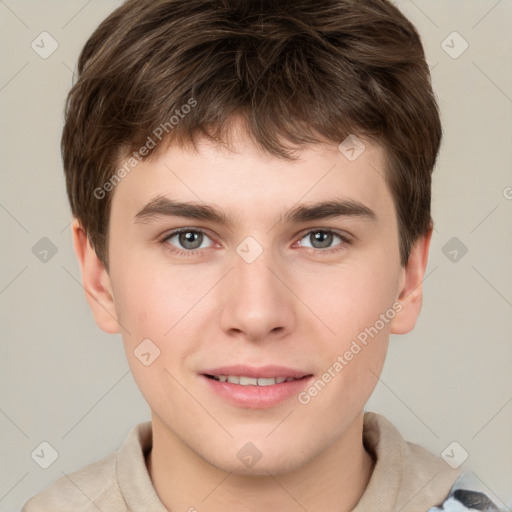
[1,1,511,511]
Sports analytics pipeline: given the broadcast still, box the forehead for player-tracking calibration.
[111,130,393,228]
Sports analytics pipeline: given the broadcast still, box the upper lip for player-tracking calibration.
[202,365,311,379]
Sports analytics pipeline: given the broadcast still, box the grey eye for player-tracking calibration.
[300,230,342,249]
[165,230,212,251]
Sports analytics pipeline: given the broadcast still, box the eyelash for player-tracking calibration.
[160,228,352,257]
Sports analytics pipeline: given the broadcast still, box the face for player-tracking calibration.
[78,127,424,475]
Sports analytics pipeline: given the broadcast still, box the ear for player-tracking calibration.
[390,225,433,335]
[71,219,120,334]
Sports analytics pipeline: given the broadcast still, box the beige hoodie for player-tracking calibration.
[22,412,462,512]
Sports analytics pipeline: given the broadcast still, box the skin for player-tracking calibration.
[72,123,432,512]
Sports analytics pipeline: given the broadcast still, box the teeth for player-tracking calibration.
[239,376,258,386]
[257,377,277,386]
[212,375,298,386]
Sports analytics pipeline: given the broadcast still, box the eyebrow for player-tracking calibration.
[134,195,377,226]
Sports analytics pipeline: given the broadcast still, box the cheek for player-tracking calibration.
[112,258,199,337]
[111,262,215,372]
[304,260,400,348]
[113,279,169,343]
[110,268,196,412]
[297,258,399,404]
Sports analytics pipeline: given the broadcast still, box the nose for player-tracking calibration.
[218,244,297,342]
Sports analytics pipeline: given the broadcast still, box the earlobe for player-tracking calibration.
[390,226,433,335]
[71,219,121,334]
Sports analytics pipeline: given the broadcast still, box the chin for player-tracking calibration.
[201,443,312,477]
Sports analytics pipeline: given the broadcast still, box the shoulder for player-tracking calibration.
[21,421,153,512]
[428,473,504,512]
[361,413,505,512]
[429,488,502,511]
[21,452,123,512]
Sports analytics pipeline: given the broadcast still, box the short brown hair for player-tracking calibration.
[62,0,440,268]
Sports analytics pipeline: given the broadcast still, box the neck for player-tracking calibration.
[146,412,374,512]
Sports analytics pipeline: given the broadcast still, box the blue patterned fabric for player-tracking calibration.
[429,489,501,512]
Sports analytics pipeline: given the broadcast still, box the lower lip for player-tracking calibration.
[201,375,313,409]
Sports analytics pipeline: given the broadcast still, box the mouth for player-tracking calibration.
[200,366,313,408]
[204,374,306,386]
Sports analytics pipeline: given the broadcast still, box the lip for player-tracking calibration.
[202,365,310,379]
[200,365,313,409]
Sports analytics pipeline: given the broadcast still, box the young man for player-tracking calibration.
[22,0,501,511]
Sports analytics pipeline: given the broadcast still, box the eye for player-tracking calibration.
[297,229,348,251]
[163,228,214,253]
[161,227,350,257]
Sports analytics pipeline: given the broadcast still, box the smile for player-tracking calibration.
[200,367,313,408]
[206,375,299,386]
